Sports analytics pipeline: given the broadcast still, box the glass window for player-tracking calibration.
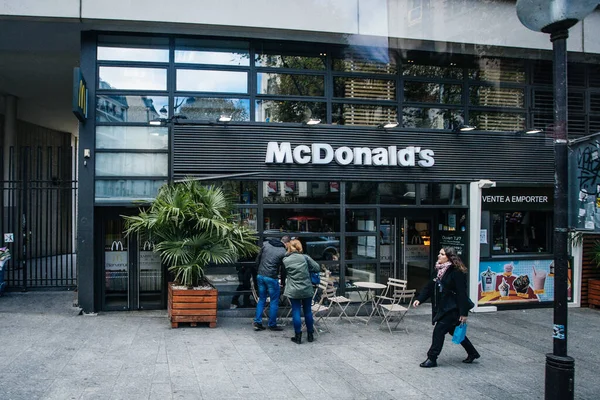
[97,46,169,62]
[174,97,250,121]
[176,70,248,93]
[255,53,326,70]
[334,77,396,100]
[345,263,377,285]
[346,210,377,232]
[332,103,397,126]
[333,50,397,74]
[346,182,377,204]
[491,211,550,254]
[96,153,168,177]
[469,111,525,131]
[293,235,340,262]
[174,39,249,66]
[263,209,340,233]
[402,107,462,129]
[346,236,378,260]
[379,183,417,205]
[95,95,168,123]
[257,73,324,96]
[262,181,340,204]
[402,62,463,79]
[255,100,325,123]
[468,58,526,83]
[98,67,167,91]
[95,179,167,202]
[235,208,258,231]
[469,86,525,108]
[96,126,168,150]
[198,180,258,204]
[404,82,462,104]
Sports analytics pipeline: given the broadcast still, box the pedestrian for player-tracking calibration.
[230,261,255,309]
[282,239,320,344]
[253,235,290,331]
[413,247,479,368]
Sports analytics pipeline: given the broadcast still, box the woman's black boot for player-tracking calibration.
[291,333,302,344]
[307,331,314,342]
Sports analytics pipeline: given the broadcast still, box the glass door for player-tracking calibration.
[380,212,432,290]
[101,210,165,310]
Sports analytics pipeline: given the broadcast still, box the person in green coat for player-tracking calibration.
[283,239,321,344]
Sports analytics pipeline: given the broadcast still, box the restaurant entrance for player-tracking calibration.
[380,212,433,291]
[97,208,165,311]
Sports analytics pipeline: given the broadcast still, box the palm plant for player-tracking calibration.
[123,180,259,288]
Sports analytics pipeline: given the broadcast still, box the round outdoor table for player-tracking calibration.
[353,281,387,323]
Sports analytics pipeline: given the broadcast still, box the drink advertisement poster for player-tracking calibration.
[477,259,567,305]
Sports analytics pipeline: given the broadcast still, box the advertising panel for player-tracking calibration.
[477,259,571,305]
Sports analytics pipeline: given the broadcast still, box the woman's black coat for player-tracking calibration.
[416,265,471,324]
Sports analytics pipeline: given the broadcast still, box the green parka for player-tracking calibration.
[283,252,320,299]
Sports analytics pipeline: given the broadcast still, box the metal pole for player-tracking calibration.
[544,28,574,400]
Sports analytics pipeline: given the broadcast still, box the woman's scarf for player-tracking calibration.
[435,261,452,280]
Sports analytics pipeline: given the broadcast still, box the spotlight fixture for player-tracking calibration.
[304,118,321,125]
[148,115,187,126]
[525,128,543,134]
[217,115,232,123]
[378,121,399,129]
[453,124,476,133]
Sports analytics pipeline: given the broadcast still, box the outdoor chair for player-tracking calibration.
[322,280,353,323]
[378,287,416,334]
[309,279,331,334]
[366,278,407,324]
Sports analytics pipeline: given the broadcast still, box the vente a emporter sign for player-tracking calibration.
[265,142,435,167]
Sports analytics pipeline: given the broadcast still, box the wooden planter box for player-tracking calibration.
[589,279,600,308]
[168,283,218,328]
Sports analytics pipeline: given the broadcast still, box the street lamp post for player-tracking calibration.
[516,1,598,400]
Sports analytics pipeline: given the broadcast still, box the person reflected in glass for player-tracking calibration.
[282,239,320,344]
[253,236,290,331]
[413,247,480,368]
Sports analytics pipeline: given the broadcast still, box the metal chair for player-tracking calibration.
[378,287,416,334]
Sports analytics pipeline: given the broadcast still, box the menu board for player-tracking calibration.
[439,233,467,257]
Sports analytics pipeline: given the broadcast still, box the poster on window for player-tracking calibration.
[140,241,162,270]
[284,181,296,194]
[329,182,339,193]
[267,181,278,195]
[105,240,128,271]
[477,259,568,305]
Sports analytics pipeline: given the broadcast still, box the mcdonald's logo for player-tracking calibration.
[72,67,88,123]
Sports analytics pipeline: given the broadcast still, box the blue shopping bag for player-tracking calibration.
[452,322,467,344]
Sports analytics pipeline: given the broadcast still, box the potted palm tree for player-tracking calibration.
[124,180,259,327]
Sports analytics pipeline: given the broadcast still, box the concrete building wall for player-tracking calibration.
[1,0,598,54]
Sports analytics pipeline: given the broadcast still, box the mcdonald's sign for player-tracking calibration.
[72,67,88,122]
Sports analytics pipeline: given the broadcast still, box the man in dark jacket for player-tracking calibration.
[253,236,290,331]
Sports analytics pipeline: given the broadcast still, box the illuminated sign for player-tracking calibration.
[265,142,435,167]
[72,68,88,123]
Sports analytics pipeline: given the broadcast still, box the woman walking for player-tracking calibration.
[413,247,479,367]
[282,239,321,344]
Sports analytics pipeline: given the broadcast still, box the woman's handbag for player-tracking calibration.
[452,322,467,344]
[304,255,321,285]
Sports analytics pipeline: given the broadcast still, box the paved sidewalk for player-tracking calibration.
[1,292,599,400]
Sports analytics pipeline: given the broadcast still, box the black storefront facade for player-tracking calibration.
[75,32,570,313]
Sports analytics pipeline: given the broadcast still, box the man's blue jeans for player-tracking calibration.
[290,297,314,334]
[254,275,280,327]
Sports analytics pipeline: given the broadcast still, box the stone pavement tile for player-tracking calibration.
[152,362,171,383]
[171,389,203,400]
[227,369,266,396]
[40,377,88,400]
[149,382,173,400]
[254,371,304,398]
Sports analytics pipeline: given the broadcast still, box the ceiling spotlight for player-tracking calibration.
[453,124,476,133]
[217,115,232,123]
[304,118,321,125]
[525,128,543,134]
[383,122,399,129]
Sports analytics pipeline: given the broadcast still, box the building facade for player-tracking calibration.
[1,1,599,313]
